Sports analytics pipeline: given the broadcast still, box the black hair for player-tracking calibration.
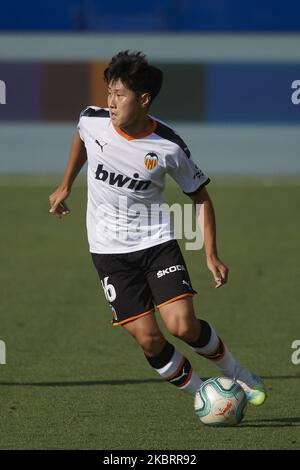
[104,50,163,106]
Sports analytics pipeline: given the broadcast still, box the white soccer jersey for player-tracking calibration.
[77,106,210,254]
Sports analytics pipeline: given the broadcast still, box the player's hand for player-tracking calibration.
[207,256,229,289]
[49,186,71,219]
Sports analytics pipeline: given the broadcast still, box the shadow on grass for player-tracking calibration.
[241,417,300,428]
[262,376,300,380]
[0,378,163,387]
[0,374,299,388]
[1,377,299,429]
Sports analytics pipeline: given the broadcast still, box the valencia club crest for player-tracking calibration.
[144,152,158,170]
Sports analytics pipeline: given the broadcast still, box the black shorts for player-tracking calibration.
[91,240,197,326]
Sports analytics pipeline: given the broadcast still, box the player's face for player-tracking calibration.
[107,79,148,130]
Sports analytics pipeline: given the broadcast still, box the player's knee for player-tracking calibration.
[163,317,184,337]
[174,326,192,341]
[168,320,199,342]
[137,334,166,357]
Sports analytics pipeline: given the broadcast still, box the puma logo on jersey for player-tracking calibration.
[157,265,186,278]
[95,140,108,152]
[95,164,152,191]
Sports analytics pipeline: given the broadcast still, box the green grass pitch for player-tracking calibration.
[0,176,299,450]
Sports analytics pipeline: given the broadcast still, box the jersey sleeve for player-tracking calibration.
[77,106,109,141]
[166,147,210,195]
[77,106,89,142]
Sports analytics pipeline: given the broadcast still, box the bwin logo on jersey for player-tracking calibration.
[95,164,151,190]
[157,265,186,278]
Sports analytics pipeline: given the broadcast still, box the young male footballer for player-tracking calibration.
[49,51,266,405]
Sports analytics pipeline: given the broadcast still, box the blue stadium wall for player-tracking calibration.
[1,0,300,32]
[0,33,299,174]
[0,61,299,123]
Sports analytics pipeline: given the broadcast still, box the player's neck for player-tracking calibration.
[119,115,152,137]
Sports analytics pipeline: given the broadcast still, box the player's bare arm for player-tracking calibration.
[190,187,229,289]
[49,132,87,218]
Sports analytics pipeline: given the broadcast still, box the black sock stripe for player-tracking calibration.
[144,342,175,369]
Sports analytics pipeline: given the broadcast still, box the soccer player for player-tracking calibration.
[49,51,266,405]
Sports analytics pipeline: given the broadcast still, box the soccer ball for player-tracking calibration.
[194,377,247,427]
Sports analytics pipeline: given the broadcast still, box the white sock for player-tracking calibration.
[215,347,255,386]
[189,323,255,388]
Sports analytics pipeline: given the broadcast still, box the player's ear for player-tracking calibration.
[140,92,151,109]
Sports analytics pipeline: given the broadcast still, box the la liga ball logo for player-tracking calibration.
[144,152,158,170]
